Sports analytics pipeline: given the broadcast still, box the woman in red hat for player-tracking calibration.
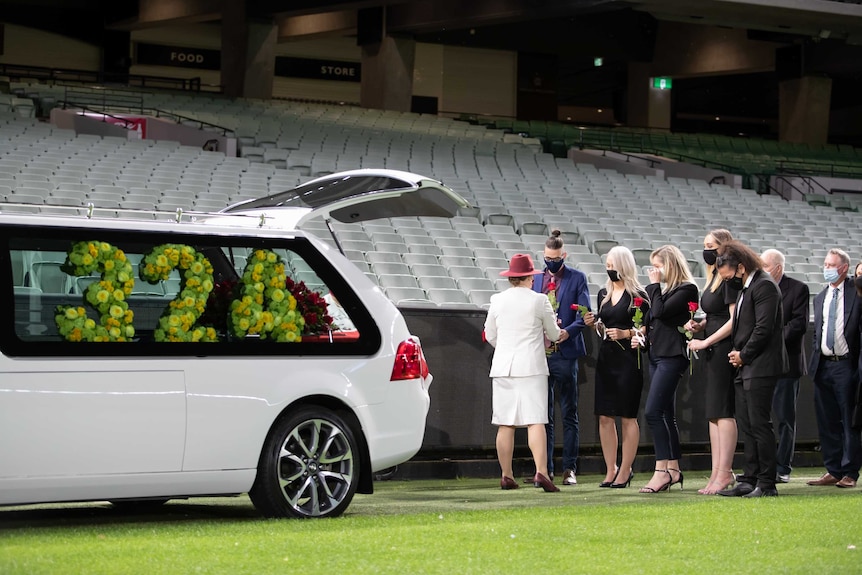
[484,253,567,492]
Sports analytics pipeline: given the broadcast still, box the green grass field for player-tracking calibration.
[1,473,860,574]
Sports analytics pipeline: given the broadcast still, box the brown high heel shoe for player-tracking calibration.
[533,472,560,492]
[500,476,519,490]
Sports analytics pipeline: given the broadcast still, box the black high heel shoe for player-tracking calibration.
[599,467,619,488]
[610,471,634,488]
[639,469,672,493]
[668,468,685,490]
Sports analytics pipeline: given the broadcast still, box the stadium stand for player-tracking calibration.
[1,90,861,314]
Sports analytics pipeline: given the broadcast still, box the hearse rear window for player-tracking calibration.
[0,225,379,357]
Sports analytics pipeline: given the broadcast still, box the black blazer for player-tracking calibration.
[732,269,789,379]
[778,274,810,378]
[645,282,699,358]
[809,276,862,376]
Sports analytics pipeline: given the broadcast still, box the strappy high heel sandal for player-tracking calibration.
[667,468,685,490]
[639,469,672,493]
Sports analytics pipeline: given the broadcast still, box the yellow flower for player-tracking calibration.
[104,259,115,271]
[96,290,110,304]
[272,289,285,303]
[81,254,93,266]
[65,308,79,320]
[113,289,125,301]
[84,318,96,329]
[109,305,124,319]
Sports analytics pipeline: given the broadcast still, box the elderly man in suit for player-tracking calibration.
[807,248,862,489]
[531,230,591,486]
[761,249,809,483]
[716,241,788,498]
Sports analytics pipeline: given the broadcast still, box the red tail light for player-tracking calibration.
[390,337,430,381]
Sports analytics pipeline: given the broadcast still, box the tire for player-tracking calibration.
[249,407,359,518]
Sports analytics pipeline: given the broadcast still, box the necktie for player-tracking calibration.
[826,287,838,353]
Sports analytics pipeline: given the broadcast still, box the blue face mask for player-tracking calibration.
[545,259,564,273]
[824,267,841,284]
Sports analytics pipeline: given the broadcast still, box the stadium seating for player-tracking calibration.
[2,91,861,314]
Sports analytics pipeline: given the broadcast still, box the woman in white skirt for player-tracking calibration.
[484,254,566,492]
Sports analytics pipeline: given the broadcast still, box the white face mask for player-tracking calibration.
[824,267,840,284]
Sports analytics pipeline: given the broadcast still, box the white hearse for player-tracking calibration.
[0,169,468,518]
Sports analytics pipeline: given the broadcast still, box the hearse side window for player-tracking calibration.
[0,227,379,357]
[224,175,410,212]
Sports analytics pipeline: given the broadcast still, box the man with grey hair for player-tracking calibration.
[807,248,862,489]
[761,249,809,483]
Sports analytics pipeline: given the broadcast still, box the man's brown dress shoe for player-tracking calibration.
[807,473,840,486]
[836,476,857,488]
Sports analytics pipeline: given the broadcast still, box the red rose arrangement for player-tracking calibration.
[285,276,333,335]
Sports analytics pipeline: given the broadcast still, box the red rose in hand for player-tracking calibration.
[688,302,699,313]
[633,297,644,308]
[570,304,577,310]
[548,282,556,291]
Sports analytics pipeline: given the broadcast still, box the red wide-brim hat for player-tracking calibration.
[500,253,544,277]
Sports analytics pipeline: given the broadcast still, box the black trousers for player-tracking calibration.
[736,375,778,489]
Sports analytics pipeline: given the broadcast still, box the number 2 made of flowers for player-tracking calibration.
[139,244,218,342]
[54,241,136,342]
[230,249,304,342]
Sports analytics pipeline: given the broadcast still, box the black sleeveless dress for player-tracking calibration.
[699,271,739,419]
[594,288,648,418]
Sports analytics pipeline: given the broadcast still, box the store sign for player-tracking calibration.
[275,57,361,82]
[135,43,220,70]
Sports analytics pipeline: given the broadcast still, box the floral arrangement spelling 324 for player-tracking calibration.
[54,242,333,343]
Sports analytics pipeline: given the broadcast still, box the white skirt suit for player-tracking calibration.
[484,286,562,426]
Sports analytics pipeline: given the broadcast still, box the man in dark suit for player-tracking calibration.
[531,230,590,486]
[806,248,862,489]
[716,241,788,497]
[761,249,809,483]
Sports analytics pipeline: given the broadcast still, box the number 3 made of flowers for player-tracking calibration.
[54,241,136,342]
[230,249,304,342]
[139,244,218,342]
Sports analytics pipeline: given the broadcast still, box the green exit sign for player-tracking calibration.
[653,77,672,90]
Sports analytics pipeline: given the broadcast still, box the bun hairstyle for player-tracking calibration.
[545,229,564,250]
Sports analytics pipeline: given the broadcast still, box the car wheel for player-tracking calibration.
[249,407,359,518]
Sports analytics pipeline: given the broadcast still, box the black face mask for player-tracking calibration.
[702,249,717,265]
[728,274,744,291]
[607,269,620,282]
[545,259,564,274]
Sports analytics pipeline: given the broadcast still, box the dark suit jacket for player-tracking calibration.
[809,276,862,376]
[645,282,699,358]
[533,264,590,360]
[732,269,789,379]
[778,274,810,378]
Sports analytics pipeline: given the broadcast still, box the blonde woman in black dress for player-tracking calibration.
[686,229,739,494]
[583,246,649,488]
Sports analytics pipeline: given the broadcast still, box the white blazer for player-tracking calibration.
[485,286,562,378]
